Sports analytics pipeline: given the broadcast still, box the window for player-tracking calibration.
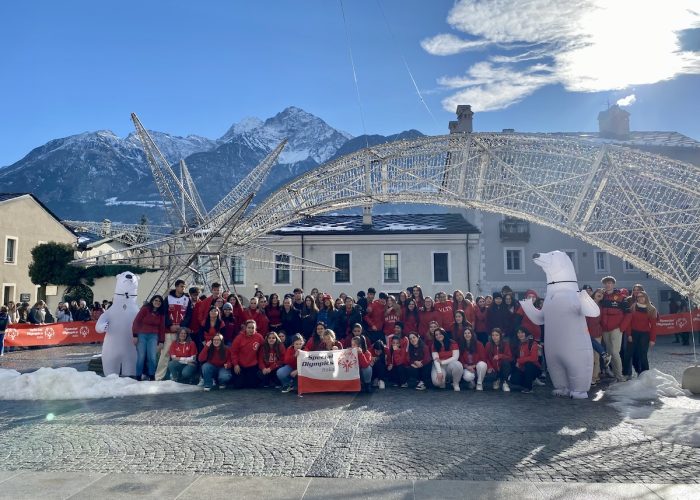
[432,252,450,283]
[334,253,351,284]
[5,237,17,264]
[623,260,636,273]
[504,248,524,274]
[383,252,400,283]
[275,254,291,284]
[594,250,609,273]
[564,250,578,273]
[231,256,245,285]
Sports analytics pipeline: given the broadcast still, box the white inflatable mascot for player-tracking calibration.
[520,251,600,399]
[96,271,139,376]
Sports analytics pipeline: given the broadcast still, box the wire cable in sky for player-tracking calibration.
[375,0,440,129]
[339,0,370,150]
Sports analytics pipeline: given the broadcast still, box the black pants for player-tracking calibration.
[631,331,651,375]
[484,363,511,384]
[258,367,280,387]
[233,365,260,389]
[372,358,387,381]
[621,335,633,377]
[387,365,407,385]
[510,362,541,390]
[406,364,431,386]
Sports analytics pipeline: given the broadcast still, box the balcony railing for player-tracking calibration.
[499,219,530,242]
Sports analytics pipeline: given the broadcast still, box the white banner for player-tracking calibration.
[297,348,361,394]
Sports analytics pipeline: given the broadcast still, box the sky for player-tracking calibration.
[0,0,699,166]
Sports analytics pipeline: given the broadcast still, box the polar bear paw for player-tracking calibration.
[552,388,570,397]
[569,391,588,400]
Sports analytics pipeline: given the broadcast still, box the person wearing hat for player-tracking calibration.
[486,292,513,340]
[220,302,238,346]
[317,293,338,332]
[600,276,628,382]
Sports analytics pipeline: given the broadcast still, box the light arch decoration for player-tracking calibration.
[229,133,700,298]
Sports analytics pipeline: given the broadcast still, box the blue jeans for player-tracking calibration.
[360,366,372,383]
[201,363,232,388]
[591,337,607,355]
[0,332,4,355]
[277,365,295,386]
[168,360,197,383]
[136,333,158,377]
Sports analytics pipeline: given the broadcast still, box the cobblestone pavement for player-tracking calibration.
[0,344,99,372]
[1,337,699,483]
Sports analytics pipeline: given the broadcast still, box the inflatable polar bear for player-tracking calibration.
[519,251,599,399]
[96,271,139,376]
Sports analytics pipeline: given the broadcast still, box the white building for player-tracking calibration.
[228,213,480,299]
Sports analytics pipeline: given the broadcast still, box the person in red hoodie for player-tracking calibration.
[242,297,269,335]
[220,303,239,346]
[434,291,454,330]
[277,333,305,392]
[484,328,513,392]
[228,319,264,389]
[265,293,283,332]
[190,282,222,332]
[257,331,285,387]
[351,335,373,393]
[305,322,327,351]
[167,328,198,384]
[599,276,629,382]
[516,290,542,342]
[406,332,432,390]
[382,296,402,342]
[402,300,420,336]
[132,295,166,381]
[621,291,658,376]
[364,292,388,344]
[386,334,409,387]
[459,327,487,390]
[453,290,476,328]
[451,310,471,341]
[198,334,231,390]
[431,329,462,391]
[474,296,489,346]
[419,297,441,340]
[510,327,541,393]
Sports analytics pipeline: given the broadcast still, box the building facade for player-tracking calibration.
[0,193,77,306]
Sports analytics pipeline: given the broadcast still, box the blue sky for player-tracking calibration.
[1,0,698,166]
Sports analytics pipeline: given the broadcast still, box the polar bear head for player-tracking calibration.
[113,271,139,299]
[532,251,578,287]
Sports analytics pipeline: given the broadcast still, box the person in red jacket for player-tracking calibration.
[599,276,629,382]
[383,296,402,342]
[419,297,440,340]
[516,290,542,341]
[242,297,269,335]
[220,303,239,346]
[198,334,231,390]
[364,292,388,343]
[228,319,264,389]
[484,328,513,392]
[459,327,487,390]
[451,310,471,341]
[588,288,611,385]
[305,321,327,351]
[351,335,373,393]
[402,300,420,336]
[132,295,166,380]
[431,328,462,391]
[406,332,432,390]
[510,328,541,393]
[167,328,198,384]
[386,335,409,387]
[266,293,283,332]
[190,282,222,332]
[474,296,489,346]
[434,291,454,330]
[411,284,425,309]
[257,331,285,387]
[454,290,476,328]
[621,291,658,376]
[277,333,305,392]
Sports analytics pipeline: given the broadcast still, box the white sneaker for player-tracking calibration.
[534,378,546,386]
[453,383,461,392]
[492,380,500,390]
[197,379,205,387]
[378,380,385,389]
[416,381,426,391]
[476,383,483,391]
[502,382,510,392]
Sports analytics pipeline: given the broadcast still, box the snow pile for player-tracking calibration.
[0,367,201,401]
[606,369,700,447]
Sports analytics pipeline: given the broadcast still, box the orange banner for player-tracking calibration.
[655,309,700,336]
[3,321,103,347]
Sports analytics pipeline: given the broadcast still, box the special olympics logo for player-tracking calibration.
[45,327,55,339]
[676,318,689,329]
[338,351,358,372]
[79,326,90,337]
[6,329,18,341]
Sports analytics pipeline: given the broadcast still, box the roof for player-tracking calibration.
[0,193,76,237]
[548,131,700,149]
[273,213,480,236]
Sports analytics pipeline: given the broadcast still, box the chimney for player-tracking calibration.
[101,219,112,236]
[598,105,630,139]
[362,205,372,227]
[450,105,474,134]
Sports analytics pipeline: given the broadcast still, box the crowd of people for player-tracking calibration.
[116,275,663,394]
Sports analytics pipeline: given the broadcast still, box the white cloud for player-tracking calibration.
[424,0,700,112]
[616,94,637,106]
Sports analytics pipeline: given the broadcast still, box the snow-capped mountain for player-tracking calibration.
[0,107,422,223]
